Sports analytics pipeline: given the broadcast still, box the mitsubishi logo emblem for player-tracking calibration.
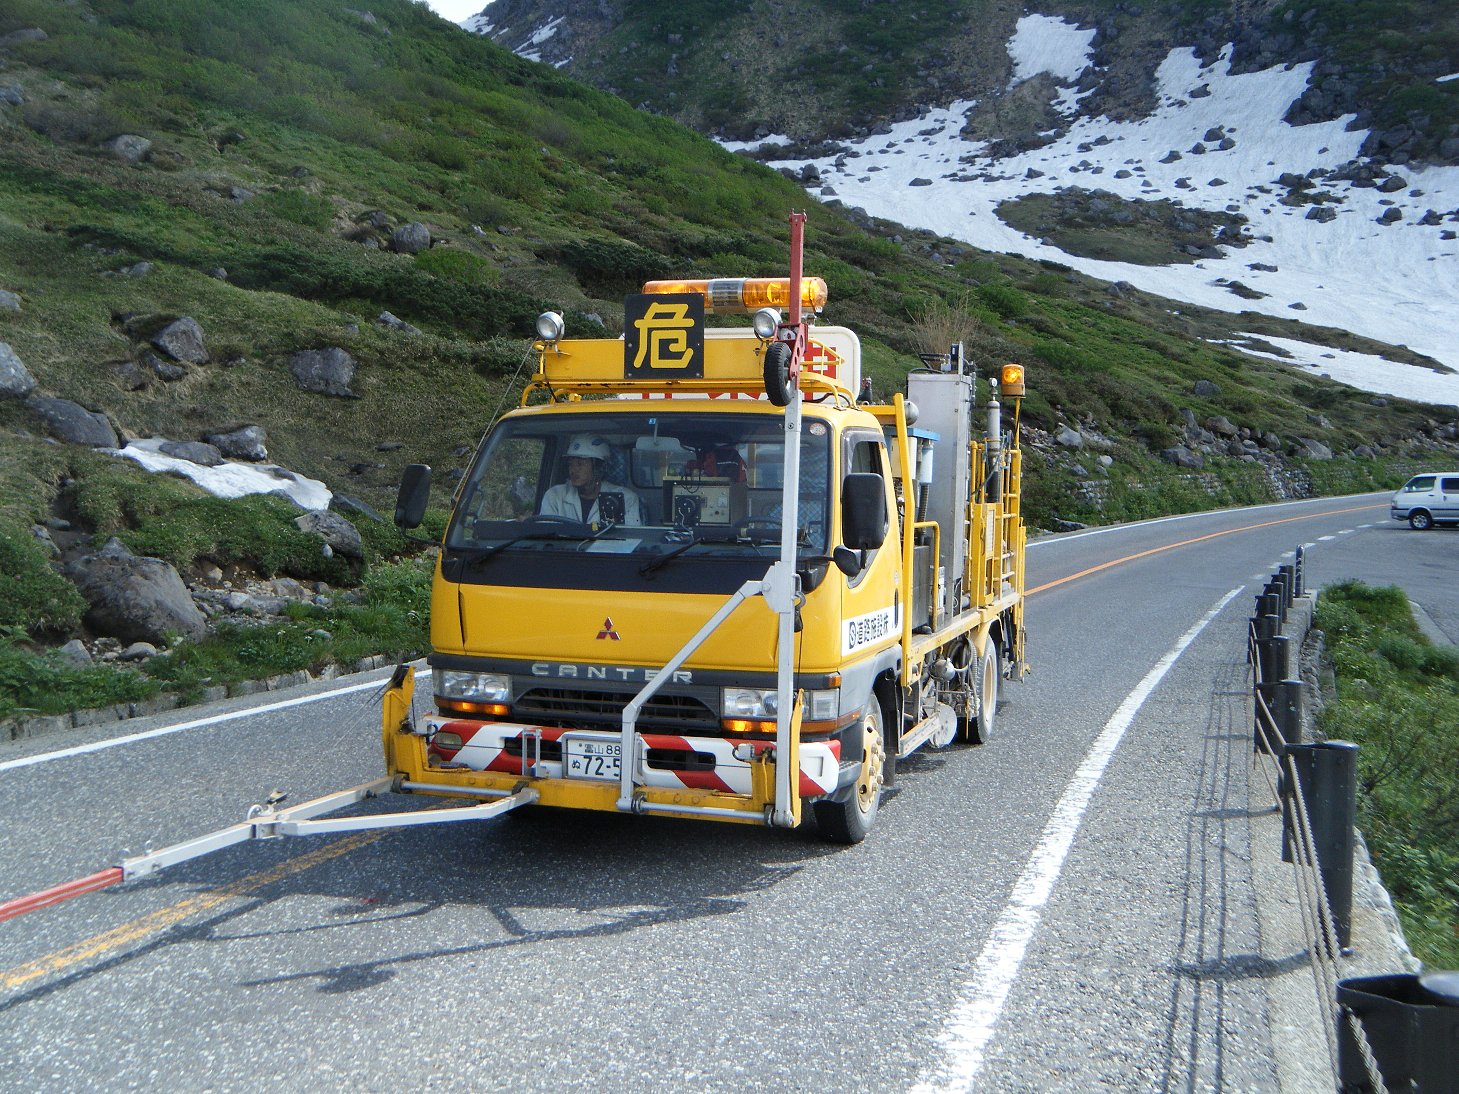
[596,617,621,641]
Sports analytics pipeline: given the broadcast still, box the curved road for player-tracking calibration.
[0,490,1434,1092]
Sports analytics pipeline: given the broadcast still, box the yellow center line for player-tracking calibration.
[2,831,382,993]
[1027,502,1384,596]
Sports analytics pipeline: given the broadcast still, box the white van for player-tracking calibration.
[1390,473,1459,529]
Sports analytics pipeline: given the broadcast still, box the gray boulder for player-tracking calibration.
[205,424,268,461]
[1192,379,1220,397]
[0,84,25,107]
[1054,425,1083,448]
[1296,438,1334,460]
[25,397,118,447]
[100,134,151,163]
[294,510,363,559]
[0,289,19,311]
[1161,445,1205,470]
[0,28,47,45]
[66,541,207,644]
[1206,415,1238,437]
[0,341,36,398]
[151,317,209,363]
[159,440,224,466]
[289,347,357,397]
[391,222,431,254]
[377,311,422,336]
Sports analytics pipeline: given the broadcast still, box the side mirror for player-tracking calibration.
[841,472,887,551]
[394,464,431,529]
[833,545,863,577]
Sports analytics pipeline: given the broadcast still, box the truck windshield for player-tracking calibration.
[445,411,831,563]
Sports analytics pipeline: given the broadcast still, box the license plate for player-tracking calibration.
[563,738,621,781]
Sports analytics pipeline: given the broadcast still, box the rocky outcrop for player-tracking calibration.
[0,341,36,398]
[289,347,357,397]
[295,510,364,559]
[25,397,119,447]
[390,222,431,254]
[205,424,268,461]
[151,317,209,364]
[66,539,208,644]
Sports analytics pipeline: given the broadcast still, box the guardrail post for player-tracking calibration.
[1292,548,1305,597]
[1257,633,1290,684]
[1338,972,1459,1093]
[1285,740,1359,947]
[1268,577,1290,622]
[1279,564,1297,609]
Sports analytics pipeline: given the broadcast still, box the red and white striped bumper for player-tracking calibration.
[423,716,841,797]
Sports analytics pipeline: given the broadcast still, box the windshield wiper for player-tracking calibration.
[638,532,743,577]
[454,528,586,567]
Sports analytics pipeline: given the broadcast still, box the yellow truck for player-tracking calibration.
[385,214,1028,842]
[0,216,1034,925]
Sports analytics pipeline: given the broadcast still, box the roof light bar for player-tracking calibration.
[641,277,828,315]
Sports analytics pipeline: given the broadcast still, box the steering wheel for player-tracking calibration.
[526,513,586,526]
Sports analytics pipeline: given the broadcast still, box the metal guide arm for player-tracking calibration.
[1,778,539,922]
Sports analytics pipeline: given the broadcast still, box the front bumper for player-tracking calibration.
[419,715,841,799]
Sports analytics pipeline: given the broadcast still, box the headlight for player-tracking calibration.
[721,687,839,721]
[435,669,511,703]
[535,311,565,342]
[752,307,781,340]
[724,687,779,719]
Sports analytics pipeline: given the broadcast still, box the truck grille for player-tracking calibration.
[514,687,717,730]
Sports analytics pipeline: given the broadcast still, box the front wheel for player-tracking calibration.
[813,702,885,844]
[1410,510,1434,530]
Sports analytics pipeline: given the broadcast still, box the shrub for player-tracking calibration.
[259,188,336,230]
[415,247,499,287]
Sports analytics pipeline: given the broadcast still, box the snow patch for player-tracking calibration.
[1009,14,1095,86]
[731,14,1459,406]
[112,438,332,511]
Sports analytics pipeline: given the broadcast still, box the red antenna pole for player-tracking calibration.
[784,212,807,390]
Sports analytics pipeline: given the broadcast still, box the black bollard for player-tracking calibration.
[1279,564,1297,609]
[1285,740,1359,947]
[1258,633,1290,683]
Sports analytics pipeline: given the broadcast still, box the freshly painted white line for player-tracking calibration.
[1026,493,1386,549]
[0,675,396,774]
[910,584,1245,1093]
[1318,535,1336,541]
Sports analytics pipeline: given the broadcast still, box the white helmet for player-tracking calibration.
[565,433,611,461]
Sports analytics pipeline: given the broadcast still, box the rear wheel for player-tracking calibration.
[968,637,1000,745]
[813,702,884,844]
[1410,510,1434,530]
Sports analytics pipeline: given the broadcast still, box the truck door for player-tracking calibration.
[838,431,901,677]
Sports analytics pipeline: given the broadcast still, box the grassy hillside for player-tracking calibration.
[0,0,1448,670]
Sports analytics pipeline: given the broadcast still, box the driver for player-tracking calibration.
[540,433,642,526]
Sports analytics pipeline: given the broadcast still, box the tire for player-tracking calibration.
[968,637,1000,745]
[1409,510,1434,530]
[763,341,794,407]
[813,702,885,844]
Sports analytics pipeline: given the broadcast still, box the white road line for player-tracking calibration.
[0,676,393,775]
[1318,535,1336,541]
[910,584,1245,1093]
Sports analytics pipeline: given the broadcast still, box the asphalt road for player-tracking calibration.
[1,490,1445,1093]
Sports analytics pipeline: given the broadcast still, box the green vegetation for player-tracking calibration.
[0,557,432,720]
[1316,581,1459,969]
